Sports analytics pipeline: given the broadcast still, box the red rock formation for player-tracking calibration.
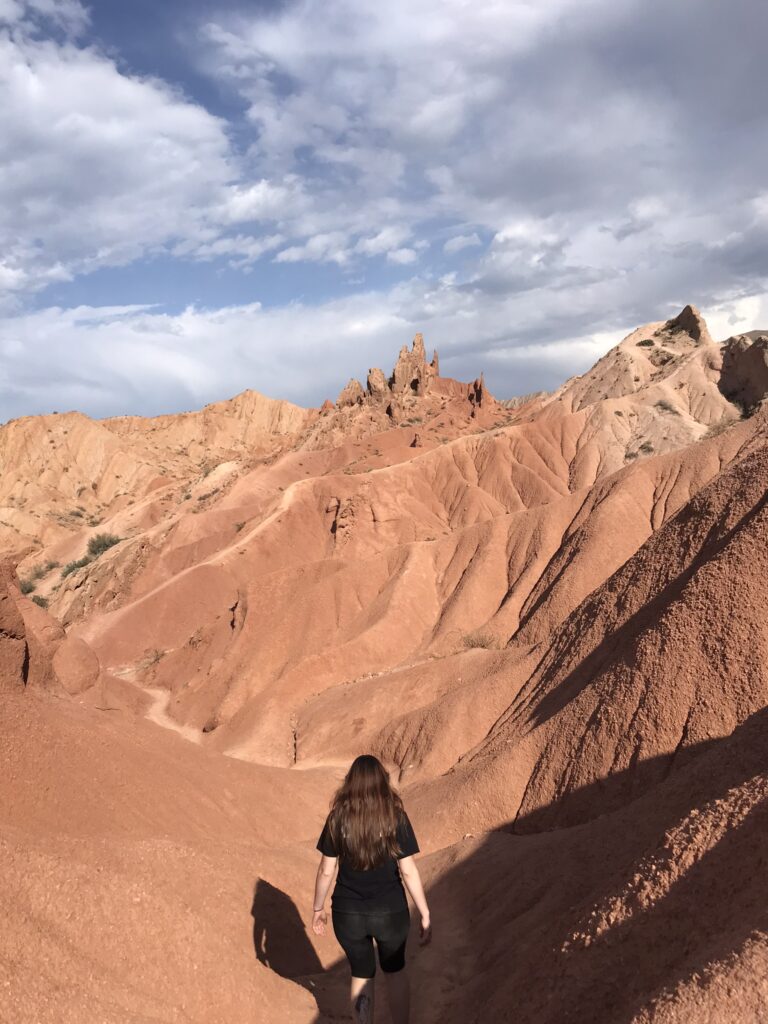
[0,561,28,693]
[720,332,768,411]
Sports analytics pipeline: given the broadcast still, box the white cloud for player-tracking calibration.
[0,10,439,304]
[387,248,418,265]
[355,226,412,257]
[3,267,767,424]
[444,233,482,254]
[0,0,88,33]
[216,178,306,225]
[700,294,768,340]
[178,233,284,267]
[3,0,768,418]
[0,28,239,303]
[275,231,350,265]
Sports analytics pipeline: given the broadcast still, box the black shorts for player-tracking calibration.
[331,906,411,979]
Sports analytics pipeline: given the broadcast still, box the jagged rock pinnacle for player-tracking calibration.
[666,304,712,345]
[336,378,365,408]
[337,333,441,407]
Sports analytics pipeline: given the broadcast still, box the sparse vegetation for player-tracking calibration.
[639,441,655,454]
[234,521,246,532]
[197,487,220,502]
[19,579,36,594]
[636,338,655,348]
[61,555,92,578]
[31,595,49,609]
[29,559,60,581]
[704,418,736,439]
[655,399,678,414]
[87,532,121,558]
[462,631,499,650]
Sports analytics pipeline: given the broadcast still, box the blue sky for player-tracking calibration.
[1,0,767,420]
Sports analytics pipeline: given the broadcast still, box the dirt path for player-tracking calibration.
[143,686,202,745]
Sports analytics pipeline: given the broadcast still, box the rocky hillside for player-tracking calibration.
[2,306,767,1023]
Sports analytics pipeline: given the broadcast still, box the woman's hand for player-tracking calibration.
[419,914,432,946]
[312,909,328,936]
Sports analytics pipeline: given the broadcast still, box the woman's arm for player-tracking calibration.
[398,855,432,944]
[311,854,337,935]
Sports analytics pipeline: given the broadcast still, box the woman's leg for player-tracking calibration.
[373,908,411,1024]
[350,976,375,1023]
[332,910,377,1023]
[383,965,410,1024]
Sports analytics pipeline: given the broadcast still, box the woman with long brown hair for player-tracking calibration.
[311,754,431,1024]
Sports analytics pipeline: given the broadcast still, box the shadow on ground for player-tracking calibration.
[251,877,347,1020]
[302,707,768,1022]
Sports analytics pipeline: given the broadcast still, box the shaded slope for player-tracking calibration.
[409,708,768,1024]
[408,409,768,845]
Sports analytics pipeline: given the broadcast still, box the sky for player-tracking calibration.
[1,0,767,421]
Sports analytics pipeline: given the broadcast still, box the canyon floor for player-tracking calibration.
[2,309,767,1023]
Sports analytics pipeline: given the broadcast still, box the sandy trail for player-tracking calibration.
[143,686,202,744]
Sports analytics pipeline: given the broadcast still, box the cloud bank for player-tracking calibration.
[0,0,767,419]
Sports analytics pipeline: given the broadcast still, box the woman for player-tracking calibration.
[311,754,431,1024]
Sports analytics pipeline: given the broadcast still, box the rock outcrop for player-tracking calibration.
[0,561,29,693]
[336,378,366,408]
[720,332,768,412]
[389,332,439,395]
[0,559,89,695]
[334,332,493,423]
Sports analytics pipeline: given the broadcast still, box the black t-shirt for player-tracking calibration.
[316,810,420,912]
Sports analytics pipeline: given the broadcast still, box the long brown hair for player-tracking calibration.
[326,755,405,870]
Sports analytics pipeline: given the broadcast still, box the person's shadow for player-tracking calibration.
[251,878,345,1020]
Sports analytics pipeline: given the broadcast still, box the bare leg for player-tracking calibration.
[350,976,375,1024]
[383,967,410,1024]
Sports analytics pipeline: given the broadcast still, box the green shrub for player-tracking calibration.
[639,441,655,454]
[61,556,92,578]
[87,532,121,558]
[636,338,655,348]
[462,631,498,650]
[44,560,60,572]
[30,564,48,580]
[655,399,678,414]
[31,595,49,609]
[19,579,35,594]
